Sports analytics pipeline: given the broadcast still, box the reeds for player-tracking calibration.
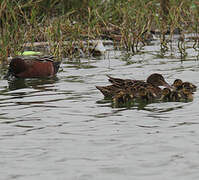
[0,0,198,62]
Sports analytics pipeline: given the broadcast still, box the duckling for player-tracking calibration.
[113,90,134,105]
[172,79,183,90]
[170,90,182,101]
[137,86,157,101]
[172,79,196,92]
[180,88,193,101]
[160,88,171,101]
[182,82,197,92]
[160,88,182,101]
[113,86,156,106]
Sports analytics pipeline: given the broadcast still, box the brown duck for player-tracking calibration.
[113,85,158,106]
[180,88,193,101]
[5,55,61,79]
[113,89,133,105]
[161,87,193,102]
[172,79,197,92]
[160,88,182,101]
[96,73,170,98]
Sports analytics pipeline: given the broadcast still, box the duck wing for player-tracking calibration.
[35,55,55,62]
[96,84,122,98]
[107,75,139,87]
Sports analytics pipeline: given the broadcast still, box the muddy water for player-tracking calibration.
[0,40,199,180]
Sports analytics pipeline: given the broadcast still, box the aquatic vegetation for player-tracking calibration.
[0,0,198,62]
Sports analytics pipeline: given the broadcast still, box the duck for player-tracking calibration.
[5,55,61,79]
[96,73,170,99]
[113,89,133,105]
[160,88,182,101]
[108,73,170,88]
[113,85,157,106]
[160,87,193,102]
[172,79,183,90]
[136,86,157,101]
[181,82,197,92]
[160,88,171,101]
[180,87,193,101]
[172,79,196,92]
[96,84,123,99]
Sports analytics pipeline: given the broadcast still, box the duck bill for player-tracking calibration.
[163,81,172,89]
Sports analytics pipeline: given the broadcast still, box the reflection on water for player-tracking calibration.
[7,77,59,91]
[0,40,199,180]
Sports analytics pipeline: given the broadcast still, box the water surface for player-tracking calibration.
[1,40,199,180]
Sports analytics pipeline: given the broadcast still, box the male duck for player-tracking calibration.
[6,56,61,78]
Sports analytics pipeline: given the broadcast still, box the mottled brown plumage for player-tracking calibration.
[161,87,193,102]
[113,90,134,105]
[96,73,170,99]
[96,84,122,98]
[180,88,193,101]
[172,79,196,92]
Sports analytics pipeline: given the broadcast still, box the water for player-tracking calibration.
[0,40,199,180]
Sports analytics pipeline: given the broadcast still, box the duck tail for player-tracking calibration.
[106,75,124,85]
[96,85,112,98]
[96,86,106,94]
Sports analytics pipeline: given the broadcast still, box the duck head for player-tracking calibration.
[138,87,147,97]
[160,88,171,100]
[172,79,183,89]
[138,86,156,100]
[182,82,197,92]
[181,88,193,101]
[5,58,28,78]
[162,88,171,96]
[146,73,170,88]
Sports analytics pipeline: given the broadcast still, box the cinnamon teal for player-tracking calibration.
[96,73,170,99]
[5,56,61,79]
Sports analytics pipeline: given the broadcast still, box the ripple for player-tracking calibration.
[0,43,199,180]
